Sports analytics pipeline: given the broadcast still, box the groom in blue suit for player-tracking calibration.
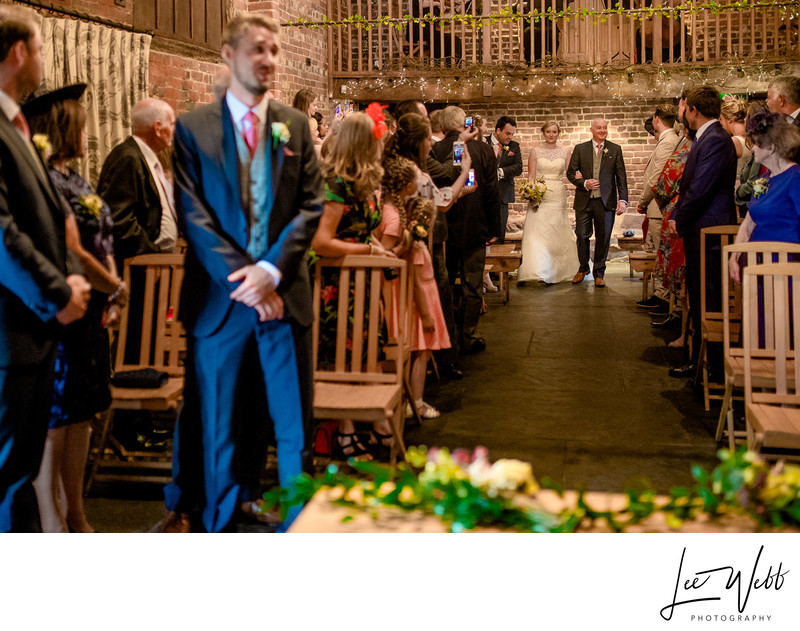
[166,13,323,532]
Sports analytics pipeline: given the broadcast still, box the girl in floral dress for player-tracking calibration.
[310,108,395,460]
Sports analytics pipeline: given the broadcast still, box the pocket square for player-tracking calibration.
[283,147,295,157]
[508,151,515,156]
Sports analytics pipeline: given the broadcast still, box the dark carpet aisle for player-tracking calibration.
[85,261,722,531]
[409,260,720,493]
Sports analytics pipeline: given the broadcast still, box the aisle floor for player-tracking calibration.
[85,260,722,532]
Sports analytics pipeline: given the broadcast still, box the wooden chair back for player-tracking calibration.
[723,242,800,360]
[115,253,186,377]
[700,225,740,328]
[743,262,800,407]
[312,255,407,386]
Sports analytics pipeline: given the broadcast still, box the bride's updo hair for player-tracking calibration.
[541,121,561,134]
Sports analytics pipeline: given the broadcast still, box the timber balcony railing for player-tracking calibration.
[316,0,800,76]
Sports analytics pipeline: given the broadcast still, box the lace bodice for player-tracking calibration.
[533,147,568,181]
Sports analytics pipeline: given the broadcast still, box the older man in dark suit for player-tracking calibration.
[766,75,800,163]
[567,118,629,287]
[437,106,501,354]
[669,85,738,378]
[486,116,523,242]
[0,6,90,532]
[166,14,322,533]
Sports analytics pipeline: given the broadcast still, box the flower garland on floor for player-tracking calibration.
[262,447,800,532]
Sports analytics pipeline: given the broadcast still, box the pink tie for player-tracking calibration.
[12,111,30,139]
[495,143,501,158]
[244,110,259,158]
[597,143,603,156]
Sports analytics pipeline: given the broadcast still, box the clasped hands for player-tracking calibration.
[228,265,283,322]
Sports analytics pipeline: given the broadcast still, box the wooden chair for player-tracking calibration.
[716,242,800,449]
[85,253,185,492]
[312,255,408,465]
[696,225,740,411]
[629,251,657,301]
[485,243,522,305]
[743,262,800,460]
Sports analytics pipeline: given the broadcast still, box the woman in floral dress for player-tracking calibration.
[310,107,395,460]
[26,86,128,532]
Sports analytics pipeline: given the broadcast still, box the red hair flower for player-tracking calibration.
[365,102,388,140]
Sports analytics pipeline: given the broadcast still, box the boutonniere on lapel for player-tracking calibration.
[603,147,609,156]
[752,177,770,199]
[502,144,510,153]
[78,194,103,219]
[32,133,52,162]
[271,121,291,150]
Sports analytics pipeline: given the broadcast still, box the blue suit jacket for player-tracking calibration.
[672,121,737,252]
[173,98,323,337]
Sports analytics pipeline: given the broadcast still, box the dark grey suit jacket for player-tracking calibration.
[0,110,71,367]
[567,139,629,211]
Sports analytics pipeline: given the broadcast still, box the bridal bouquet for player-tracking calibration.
[518,178,547,206]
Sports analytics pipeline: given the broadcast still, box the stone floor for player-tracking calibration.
[85,259,722,532]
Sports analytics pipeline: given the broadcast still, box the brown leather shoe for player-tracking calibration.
[572,272,586,284]
[594,277,606,287]
[162,511,191,533]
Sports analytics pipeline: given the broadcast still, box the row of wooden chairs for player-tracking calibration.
[85,252,414,491]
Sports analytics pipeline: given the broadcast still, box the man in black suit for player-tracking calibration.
[98,97,178,268]
[669,85,737,378]
[0,6,90,532]
[436,106,501,354]
[766,75,800,163]
[166,14,322,532]
[566,118,629,287]
[486,116,523,242]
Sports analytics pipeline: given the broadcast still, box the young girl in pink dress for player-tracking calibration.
[378,160,450,419]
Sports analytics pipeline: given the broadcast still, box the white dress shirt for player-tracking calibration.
[133,135,178,252]
[789,107,800,123]
[225,91,281,286]
[694,118,718,140]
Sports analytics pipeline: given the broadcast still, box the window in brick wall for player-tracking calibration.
[134,0,226,51]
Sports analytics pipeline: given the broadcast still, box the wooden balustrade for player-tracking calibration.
[325,0,800,77]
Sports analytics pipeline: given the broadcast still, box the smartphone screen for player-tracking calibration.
[453,141,464,165]
[467,169,475,186]
[464,116,473,129]
[335,105,341,116]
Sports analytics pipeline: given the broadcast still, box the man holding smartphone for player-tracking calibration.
[487,116,523,242]
[433,106,500,355]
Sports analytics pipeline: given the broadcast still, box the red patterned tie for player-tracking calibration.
[12,111,30,139]
[244,110,259,158]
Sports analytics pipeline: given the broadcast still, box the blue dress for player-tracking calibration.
[48,168,115,428]
[748,164,800,244]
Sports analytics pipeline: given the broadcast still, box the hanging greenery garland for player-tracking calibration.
[284,1,800,30]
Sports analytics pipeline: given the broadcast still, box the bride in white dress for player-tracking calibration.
[517,122,580,284]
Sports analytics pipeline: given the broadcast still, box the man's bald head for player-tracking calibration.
[132,98,175,152]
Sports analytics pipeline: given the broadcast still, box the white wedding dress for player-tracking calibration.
[517,148,579,284]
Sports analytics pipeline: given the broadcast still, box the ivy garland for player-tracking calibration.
[284,1,800,30]
[263,447,800,533]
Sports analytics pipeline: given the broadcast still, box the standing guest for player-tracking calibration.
[167,13,323,532]
[434,106,501,354]
[720,96,752,185]
[518,121,578,285]
[636,104,679,268]
[292,88,317,119]
[735,100,767,219]
[669,85,738,379]
[430,109,444,142]
[311,108,395,459]
[650,92,695,340]
[486,116,523,242]
[766,75,800,163]
[0,5,90,532]
[728,111,800,282]
[313,111,329,141]
[567,117,629,287]
[389,111,473,377]
[98,98,178,265]
[395,99,428,120]
[25,85,128,533]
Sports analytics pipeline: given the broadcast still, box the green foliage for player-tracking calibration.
[263,447,800,532]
